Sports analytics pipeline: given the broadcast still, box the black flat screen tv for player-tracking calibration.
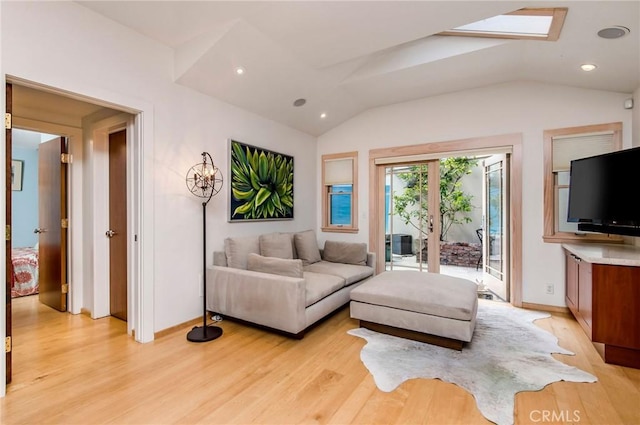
[567,146,640,237]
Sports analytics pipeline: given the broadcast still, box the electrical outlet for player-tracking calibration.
[545,284,554,295]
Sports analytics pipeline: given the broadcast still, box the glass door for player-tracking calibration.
[384,162,438,272]
[482,154,510,301]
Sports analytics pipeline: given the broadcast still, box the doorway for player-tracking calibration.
[4,80,145,386]
[369,133,523,306]
[12,131,69,312]
[383,154,509,300]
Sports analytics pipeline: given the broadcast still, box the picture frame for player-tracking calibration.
[11,160,24,191]
[228,139,294,222]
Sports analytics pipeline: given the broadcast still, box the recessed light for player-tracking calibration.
[235,67,245,75]
[293,98,306,107]
[580,64,597,72]
[597,26,630,39]
[320,113,327,119]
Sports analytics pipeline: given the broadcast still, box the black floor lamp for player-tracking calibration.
[185,151,223,342]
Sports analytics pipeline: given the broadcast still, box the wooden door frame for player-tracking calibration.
[5,84,12,386]
[369,133,523,307]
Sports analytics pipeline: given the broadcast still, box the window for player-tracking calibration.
[322,152,358,233]
[439,8,567,41]
[543,122,623,243]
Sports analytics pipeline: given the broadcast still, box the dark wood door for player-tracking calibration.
[37,137,67,312]
[564,251,578,314]
[5,83,13,384]
[108,130,127,321]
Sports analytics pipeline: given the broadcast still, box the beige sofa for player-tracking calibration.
[207,230,376,338]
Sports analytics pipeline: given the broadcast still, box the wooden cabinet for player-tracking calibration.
[564,248,640,369]
[564,251,593,339]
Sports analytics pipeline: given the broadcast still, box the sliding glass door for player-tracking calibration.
[383,155,505,291]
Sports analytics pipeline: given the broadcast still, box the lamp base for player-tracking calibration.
[186,325,223,342]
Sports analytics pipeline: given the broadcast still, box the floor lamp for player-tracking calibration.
[185,152,223,342]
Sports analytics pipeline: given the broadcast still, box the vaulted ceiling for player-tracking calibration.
[77,1,640,136]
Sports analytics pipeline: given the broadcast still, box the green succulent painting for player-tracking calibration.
[230,140,294,220]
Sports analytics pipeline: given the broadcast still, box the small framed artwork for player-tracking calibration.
[11,160,24,191]
[229,139,294,221]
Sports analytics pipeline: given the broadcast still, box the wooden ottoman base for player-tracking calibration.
[360,320,464,350]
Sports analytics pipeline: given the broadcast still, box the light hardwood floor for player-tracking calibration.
[2,295,639,424]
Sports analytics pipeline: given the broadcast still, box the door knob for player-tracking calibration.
[34,228,46,234]
[105,229,117,238]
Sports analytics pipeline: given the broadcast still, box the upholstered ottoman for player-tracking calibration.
[350,270,478,350]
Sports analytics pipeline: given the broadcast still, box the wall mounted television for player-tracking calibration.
[567,146,640,237]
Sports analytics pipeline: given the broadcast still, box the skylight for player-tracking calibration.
[440,8,567,41]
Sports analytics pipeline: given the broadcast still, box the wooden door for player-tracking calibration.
[108,130,127,321]
[37,137,68,312]
[5,83,13,384]
[564,250,578,314]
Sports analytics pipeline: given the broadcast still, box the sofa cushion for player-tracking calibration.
[304,261,374,286]
[350,271,477,321]
[246,253,303,278]
[322,240,367,266]
[294,230,322,266]
[304,272,345,307]
[224,235,260,269]
[259,232,293,259]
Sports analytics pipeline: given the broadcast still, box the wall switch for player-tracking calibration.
[545,284,554,295]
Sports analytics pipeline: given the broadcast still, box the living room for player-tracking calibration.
[1,1,639,422]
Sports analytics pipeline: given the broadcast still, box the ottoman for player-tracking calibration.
[350,270,478,350]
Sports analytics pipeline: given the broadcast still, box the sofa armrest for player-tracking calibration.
[206,266,307,334]
[367,252,377,275]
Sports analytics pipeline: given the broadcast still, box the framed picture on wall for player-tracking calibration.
[228,139,294,221]
[11,160,24,191]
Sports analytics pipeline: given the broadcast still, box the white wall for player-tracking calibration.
[317,81,633,307]
[1,2,316,332]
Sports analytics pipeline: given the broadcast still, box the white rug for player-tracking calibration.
[348,300,597,425]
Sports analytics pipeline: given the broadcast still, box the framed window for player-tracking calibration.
[322,151,358,233]
[543,122,623,243]
[439,7,567,41]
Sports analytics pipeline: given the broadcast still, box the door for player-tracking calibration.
[108,130,127,321]
[5,83,13,384]
[482,154,510,301]
[37,137,68,311]
[384,161,440,273]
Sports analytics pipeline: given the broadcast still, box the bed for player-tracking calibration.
[11,247,39,298]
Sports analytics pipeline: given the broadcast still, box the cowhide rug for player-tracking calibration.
[348,300,597,425]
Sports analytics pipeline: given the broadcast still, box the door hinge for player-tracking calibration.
[5,225,10,241]
[5,336,11,353]
[61,153,72,164]
[62,283,69,294]
[5,113,11,130]
[61,218,69,229]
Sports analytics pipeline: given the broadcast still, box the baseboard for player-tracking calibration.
[154,316,202,339]
[521,302,570,314]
